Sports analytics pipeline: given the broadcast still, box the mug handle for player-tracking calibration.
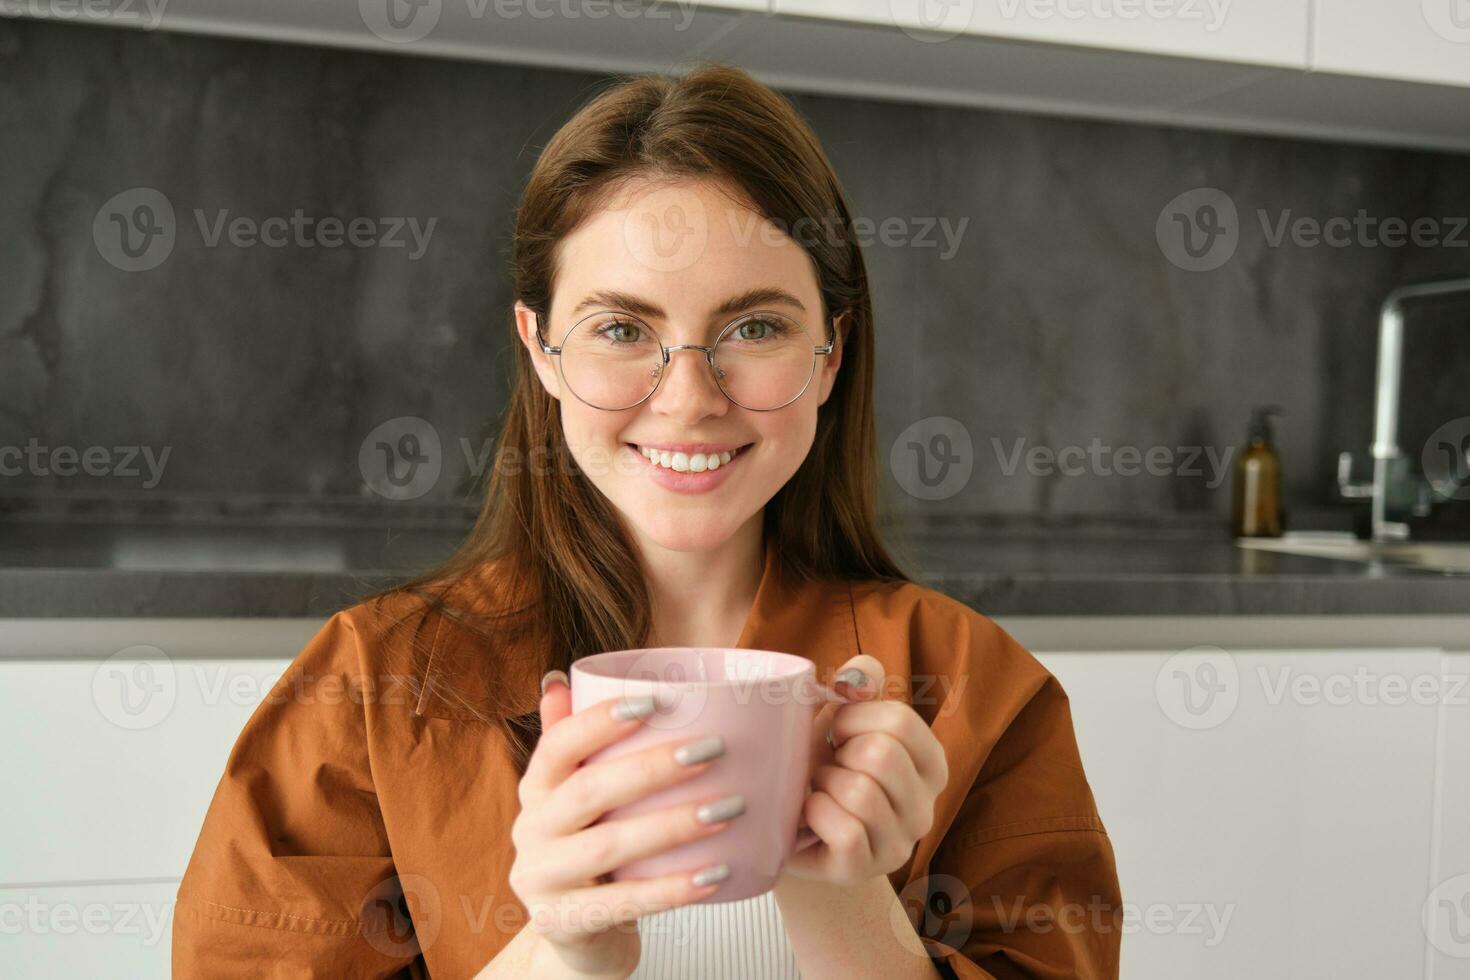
[792,676,860,853]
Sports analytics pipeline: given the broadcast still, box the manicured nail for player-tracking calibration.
[691,863,730,887]
[674,735,725,766]
[612,695,657,721]
[836,667,868,689]
[696,794,745,824]
[540,670,568,695]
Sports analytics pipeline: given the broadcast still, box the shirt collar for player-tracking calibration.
[412,537,861,722]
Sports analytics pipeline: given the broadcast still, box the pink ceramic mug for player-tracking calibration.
[569,646,849,903]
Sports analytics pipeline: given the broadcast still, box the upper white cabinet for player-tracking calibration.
[769,0,1311,70]
[1314,0,1470,88]
[12,0,1470,150]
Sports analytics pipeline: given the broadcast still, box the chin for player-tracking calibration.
[631,511,744,554]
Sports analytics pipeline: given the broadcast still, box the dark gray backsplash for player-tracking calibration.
[3,18,1468,529]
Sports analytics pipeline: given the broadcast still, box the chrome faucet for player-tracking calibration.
[1338,277,1470,541]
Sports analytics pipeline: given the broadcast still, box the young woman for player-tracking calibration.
[173,65,1121,979]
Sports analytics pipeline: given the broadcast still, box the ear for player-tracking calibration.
[815,307,850,407]
[514,299,562,401]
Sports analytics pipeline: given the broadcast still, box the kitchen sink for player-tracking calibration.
[1236,532,1470,575]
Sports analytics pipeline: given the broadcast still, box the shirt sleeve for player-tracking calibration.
[917,609,1123,980]
[172,607,429,979]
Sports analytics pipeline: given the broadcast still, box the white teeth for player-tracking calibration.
[638,446,739,473]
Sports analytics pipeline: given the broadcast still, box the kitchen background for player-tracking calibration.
[4,16,1468,534]
[5,6,1470,979]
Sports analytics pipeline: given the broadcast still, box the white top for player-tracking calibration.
[629,889,801,979]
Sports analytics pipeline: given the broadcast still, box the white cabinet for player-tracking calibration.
[1430,649,1470,975]
[0,619,312,978]
[16,0,1470,150]
[771,0,1311,70]
[1031,644,1464,979]
[1314,0,1470,89]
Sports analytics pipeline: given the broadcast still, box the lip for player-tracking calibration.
[626,441,749,455]
[624,442,752,495]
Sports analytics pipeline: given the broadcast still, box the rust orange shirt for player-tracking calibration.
[173,540,1122,978]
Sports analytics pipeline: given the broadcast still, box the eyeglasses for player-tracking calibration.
[536,309,836,412]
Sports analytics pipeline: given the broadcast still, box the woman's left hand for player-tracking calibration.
[781,654,951,886]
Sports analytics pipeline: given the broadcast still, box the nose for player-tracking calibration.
[649,345,729,420]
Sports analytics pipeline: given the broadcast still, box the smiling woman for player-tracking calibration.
[172,63,1121,980]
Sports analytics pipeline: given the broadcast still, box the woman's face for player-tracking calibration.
[516,176,846,555]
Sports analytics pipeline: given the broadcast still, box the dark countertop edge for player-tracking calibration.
[3,567,1469,618]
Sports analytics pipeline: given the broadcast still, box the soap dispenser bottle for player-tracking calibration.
[1233,405,1283,538]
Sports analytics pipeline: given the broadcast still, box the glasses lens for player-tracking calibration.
[558,314,663,410]
[713,313,818,411]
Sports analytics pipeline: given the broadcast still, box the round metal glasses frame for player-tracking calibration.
[536,309,837,412]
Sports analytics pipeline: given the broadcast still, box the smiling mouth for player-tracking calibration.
[624,443,752,473]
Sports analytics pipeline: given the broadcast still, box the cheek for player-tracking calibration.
[559,407,630,475]
[561,403,623,443]
[752,406,819,474]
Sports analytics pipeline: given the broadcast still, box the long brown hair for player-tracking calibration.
[365,63,912,774]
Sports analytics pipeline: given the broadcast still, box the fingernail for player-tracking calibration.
[540,670,568,696]
[696,794,745,824]
[836,667,868,688]
[674,735,725,766]
[691,863,730,887]
[612,695,657,721]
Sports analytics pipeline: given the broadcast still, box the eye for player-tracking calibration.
[591,317,644,344]
[730,316,789,343]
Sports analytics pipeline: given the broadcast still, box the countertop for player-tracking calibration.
[3,517,1467,618]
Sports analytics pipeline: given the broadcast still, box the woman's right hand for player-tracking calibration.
[507,671,743,980]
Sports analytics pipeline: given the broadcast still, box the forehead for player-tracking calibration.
[551,175,822,320]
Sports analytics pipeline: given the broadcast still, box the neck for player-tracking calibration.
[636,516,766,649]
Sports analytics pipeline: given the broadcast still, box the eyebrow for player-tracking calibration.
[569,286,808,322]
